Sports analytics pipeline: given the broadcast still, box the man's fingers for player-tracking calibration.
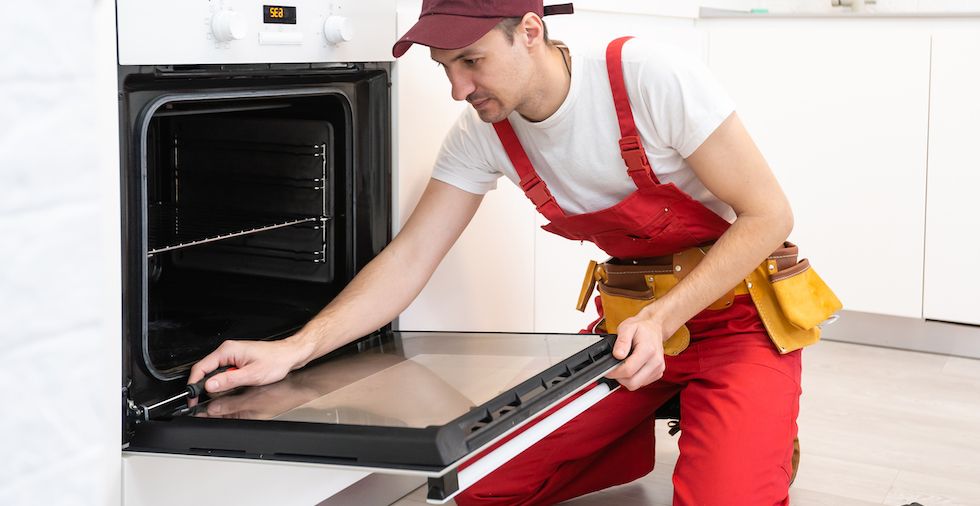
[612,323,637,359]
[205,367,250,394]
[188,353,221,385]
[606,342,653,379]
[606,357,637,379]
[618,359,665,391]
[189,341,241,385]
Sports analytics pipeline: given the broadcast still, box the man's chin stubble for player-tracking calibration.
[476,108,509,124]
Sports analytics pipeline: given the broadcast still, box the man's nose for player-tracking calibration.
[448,71,476,102]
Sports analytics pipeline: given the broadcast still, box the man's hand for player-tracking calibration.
[605,313,668,391]
[187,338,314,397]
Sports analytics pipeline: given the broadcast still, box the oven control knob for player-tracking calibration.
[323,16,353,44]
[211,11,248,42]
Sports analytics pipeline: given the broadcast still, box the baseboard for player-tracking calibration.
[821,310,980,360]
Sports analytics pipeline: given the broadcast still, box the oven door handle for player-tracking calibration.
[425,380,619,504]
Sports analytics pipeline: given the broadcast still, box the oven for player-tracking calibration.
[117,1,619,503]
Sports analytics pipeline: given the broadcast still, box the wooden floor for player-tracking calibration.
[392,340,980,505]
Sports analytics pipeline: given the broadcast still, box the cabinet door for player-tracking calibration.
[923,31,980,325]
[706,21,931,318]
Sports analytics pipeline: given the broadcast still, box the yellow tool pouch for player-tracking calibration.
[748,254,843,353]
[770,259,841,330]
[578,259,692,356]
[577,242,842,355]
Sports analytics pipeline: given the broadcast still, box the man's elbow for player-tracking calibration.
[775,199,794,242]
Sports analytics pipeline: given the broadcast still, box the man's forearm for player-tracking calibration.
[279,179,484,368]
[644,112,796,334]
[642,209,792,333]
[284,241,436,367]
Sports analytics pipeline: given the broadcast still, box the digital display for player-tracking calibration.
[263,5,297,24]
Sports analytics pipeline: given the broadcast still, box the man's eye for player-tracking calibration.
[464,58,479,66]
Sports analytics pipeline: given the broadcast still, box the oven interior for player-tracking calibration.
[145,96,347,375]
[122,68,391,428]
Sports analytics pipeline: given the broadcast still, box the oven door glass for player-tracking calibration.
[128,331,617,472]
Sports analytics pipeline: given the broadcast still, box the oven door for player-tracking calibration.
[126,330,619,502]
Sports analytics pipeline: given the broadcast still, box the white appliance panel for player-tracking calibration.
[117,0,396,65]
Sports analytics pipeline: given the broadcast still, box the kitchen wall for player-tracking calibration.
[0,1,120,505]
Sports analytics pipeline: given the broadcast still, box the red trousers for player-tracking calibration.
[456,296,803,506]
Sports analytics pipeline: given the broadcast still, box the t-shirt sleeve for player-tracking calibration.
[627,41,736,158]
[430,109,503,195]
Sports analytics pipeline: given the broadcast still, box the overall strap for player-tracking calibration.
[606,36,661,187]
[492,120,566,221]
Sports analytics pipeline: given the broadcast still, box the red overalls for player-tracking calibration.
[455,38,802,505]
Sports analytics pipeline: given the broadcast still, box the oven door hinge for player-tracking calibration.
[122,385,141,448]
[123,384,150,426]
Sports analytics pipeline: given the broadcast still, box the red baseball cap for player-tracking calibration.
[392,0,574,58]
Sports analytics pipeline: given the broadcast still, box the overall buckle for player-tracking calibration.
[521,176,557,210]
[619,135,651,173]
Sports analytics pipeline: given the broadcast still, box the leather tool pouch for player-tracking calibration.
[578,259,691,356]
[746,243,843,353]
[770,258,842,330]
[578,242,843,355]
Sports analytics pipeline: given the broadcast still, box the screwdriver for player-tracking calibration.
[138,365,237,420]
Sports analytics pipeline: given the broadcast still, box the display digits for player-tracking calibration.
[263,5,296,24]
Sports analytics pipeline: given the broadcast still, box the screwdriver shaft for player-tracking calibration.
[139,365,236,420]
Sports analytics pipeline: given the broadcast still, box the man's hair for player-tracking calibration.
[495,16,551,45]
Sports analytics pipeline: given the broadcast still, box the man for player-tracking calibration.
[190,1,804,504]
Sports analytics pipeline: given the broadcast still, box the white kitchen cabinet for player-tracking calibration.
[923,31,980,325]
[705,21,931,318]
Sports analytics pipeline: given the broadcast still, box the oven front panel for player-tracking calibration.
[117,0,396,65]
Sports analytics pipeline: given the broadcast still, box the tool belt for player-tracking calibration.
[576,242,842,355]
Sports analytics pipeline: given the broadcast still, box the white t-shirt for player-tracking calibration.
[431,38,738,222]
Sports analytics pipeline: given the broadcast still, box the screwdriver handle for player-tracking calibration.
[186,365,237,398]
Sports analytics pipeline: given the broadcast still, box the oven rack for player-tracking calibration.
[176,172,327,190]
[147,204,325,256]
[177,138,326,157]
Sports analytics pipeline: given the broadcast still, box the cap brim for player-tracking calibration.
[393,14,503,58]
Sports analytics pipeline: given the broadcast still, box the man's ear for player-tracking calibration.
[519,12,546,48]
